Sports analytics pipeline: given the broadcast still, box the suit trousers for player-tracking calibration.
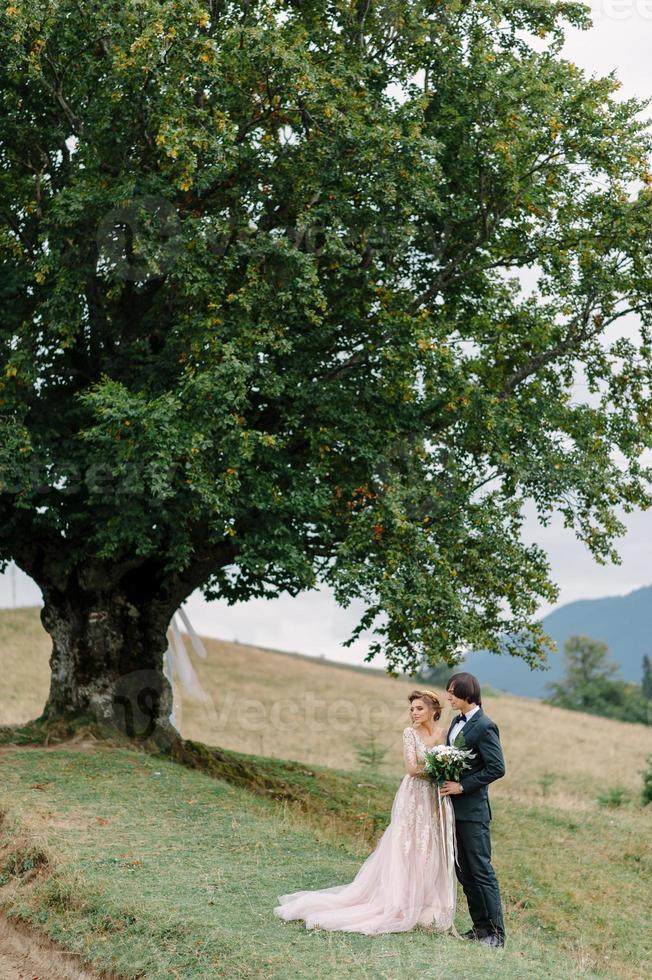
[454,819,505,938]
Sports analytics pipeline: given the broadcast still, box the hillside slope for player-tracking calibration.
[0,608,650,977]
[1,607,649,807]
[0,742,648,979]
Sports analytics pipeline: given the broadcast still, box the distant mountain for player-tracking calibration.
[463,584,652,698]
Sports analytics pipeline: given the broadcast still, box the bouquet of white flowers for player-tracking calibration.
[423,744,476,787]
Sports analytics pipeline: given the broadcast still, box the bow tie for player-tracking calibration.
[456,714,467,724]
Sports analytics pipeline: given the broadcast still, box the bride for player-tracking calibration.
[273,689,457,935]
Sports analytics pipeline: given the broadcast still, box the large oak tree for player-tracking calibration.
[1,0,652,746]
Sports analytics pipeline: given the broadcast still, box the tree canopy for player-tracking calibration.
[1,0,652,704]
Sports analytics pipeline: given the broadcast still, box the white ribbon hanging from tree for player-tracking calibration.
[163,607,211,726]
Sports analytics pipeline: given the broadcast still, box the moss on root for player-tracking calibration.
[0,713,135,749]
[0,709,188,754]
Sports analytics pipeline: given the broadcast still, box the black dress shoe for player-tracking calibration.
[461,928,483,940]
[478,932,505,948]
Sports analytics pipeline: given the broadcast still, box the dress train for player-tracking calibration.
[274,727,457,935]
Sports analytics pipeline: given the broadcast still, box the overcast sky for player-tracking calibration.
[2,4,651,671]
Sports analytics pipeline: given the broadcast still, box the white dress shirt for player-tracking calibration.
[448,703,480,746]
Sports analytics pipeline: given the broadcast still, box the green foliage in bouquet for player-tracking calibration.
[423,744,476,787]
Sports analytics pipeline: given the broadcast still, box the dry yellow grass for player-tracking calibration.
[2,607,649,811]
[0,607,51,724]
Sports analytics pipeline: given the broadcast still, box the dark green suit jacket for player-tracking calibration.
[447,707,505,822]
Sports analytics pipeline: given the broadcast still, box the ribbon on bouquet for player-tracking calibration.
[436,785,459,871]
[437,786,463,941]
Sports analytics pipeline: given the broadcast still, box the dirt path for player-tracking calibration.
[0,731,125,978]
[0,911,116,979]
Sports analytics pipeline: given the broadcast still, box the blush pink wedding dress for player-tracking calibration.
[273,727,457,935]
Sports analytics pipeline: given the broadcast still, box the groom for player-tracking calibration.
[440,672,506,947]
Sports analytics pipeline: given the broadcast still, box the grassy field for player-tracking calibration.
[0,607,650,978]
[1,744,647,979]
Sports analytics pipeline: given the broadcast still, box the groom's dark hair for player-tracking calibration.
[446,672,482,706]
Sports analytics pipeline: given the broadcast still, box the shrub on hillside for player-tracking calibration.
[353,730,389,774]
[596,786,630,809]
[641,756,652,806]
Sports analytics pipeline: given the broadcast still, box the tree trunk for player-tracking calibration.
[38,576,180,749]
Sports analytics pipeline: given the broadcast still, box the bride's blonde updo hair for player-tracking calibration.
[408,689,442,721]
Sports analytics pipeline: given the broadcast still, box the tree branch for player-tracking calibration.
[498,299,600,401]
